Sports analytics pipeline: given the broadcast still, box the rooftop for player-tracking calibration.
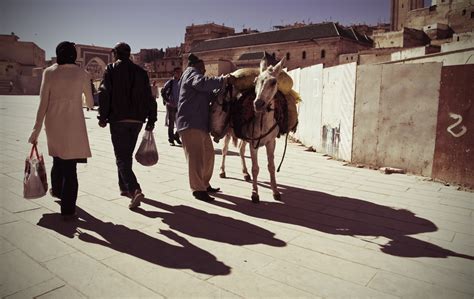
[191,22,371,53]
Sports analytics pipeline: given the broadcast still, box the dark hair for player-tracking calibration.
[173,67,181,72]
[112,42,131,60]
[188,53,203,66]
[56,41,77,65]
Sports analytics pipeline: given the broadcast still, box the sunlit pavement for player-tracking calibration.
[1,95,473,298]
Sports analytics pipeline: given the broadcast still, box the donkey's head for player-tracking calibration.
[210,87,232,142]
[253,57,285,113]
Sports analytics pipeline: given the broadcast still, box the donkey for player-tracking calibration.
[210,57,285,203]
[209,85,251,181]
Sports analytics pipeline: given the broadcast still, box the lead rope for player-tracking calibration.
[277,133,289,172]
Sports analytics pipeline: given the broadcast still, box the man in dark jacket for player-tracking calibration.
[161,67,182,146]
[98,42,157,209]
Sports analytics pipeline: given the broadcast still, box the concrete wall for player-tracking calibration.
[441,38,474,52]
[352,65,383,166]
[321,63,357,161]
[432,65,474,188]
[287,62,356,161]
[391,46,427,60]
[352,63,442,176]
[287,60,471,186]
[373,31,405,48]
[288,64,324,151]
[390,47,474,65]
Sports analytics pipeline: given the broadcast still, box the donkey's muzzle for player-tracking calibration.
[254,99,265,111]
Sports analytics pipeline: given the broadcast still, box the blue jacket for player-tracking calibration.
[176,67,224,133]
[161,78,180,107]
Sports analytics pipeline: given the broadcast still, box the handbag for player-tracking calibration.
[23,144,48,199]
[135,131,159,166]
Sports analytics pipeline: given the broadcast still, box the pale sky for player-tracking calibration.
[1,0,431,59]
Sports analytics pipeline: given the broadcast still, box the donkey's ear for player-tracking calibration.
[260,58,268,73]
[273,57,285,74]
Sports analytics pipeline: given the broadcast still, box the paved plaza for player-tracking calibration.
[0,96,473,298]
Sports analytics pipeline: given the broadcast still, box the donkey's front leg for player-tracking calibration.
[249,145,260,203]
[265,139,281,201]
[239,141,251,181]
[219,134,231,178]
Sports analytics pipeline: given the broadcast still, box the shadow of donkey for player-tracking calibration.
[213,182,474,260]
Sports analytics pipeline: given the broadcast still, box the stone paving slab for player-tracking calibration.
[1,96,473,298]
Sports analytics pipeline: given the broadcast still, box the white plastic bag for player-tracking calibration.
[23,144,48,199]
[135,131,159,166]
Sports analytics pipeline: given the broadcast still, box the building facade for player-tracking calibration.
[75,44,113,81]
[405,0,474,33]
[391,0,425,31]
[0,33,45,94]
[188,22,373,75]
[184,23,235,53]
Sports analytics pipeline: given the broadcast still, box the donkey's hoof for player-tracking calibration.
[251,193,260,203]
[219,172,226,178]
[273,193,282,201]
[244,174,251,181]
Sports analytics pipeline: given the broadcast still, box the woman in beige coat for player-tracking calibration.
[28,41,93,220]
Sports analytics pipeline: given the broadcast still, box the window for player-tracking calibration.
[286,52,290,60]
[321,49,326,58]
[471,11,474,18]
[457,36,460,41]
[302,51,306,59]
[401,4,404,8]
[462,9,466,16]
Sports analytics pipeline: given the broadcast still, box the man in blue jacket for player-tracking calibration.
[176,54,233,202]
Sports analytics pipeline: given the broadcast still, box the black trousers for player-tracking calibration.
[110,122,143,193]
[166,105,178,142]
[51,157,78,215]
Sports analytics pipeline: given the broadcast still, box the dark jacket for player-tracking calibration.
[98,59,157,125]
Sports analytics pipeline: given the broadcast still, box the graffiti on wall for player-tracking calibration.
[322,124,340,159]
[447,112,467,138]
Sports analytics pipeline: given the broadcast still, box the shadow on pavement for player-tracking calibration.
[133,198,286,247]
[212,182,474,260]
[37,206,231,275]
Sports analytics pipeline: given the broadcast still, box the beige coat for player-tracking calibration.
[30,64,94,159]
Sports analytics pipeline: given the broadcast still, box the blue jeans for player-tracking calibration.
[110,122,143,193]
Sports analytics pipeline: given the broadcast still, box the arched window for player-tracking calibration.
[321,49,326,59]
[302,51,306,59]
[286,52,290,60]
